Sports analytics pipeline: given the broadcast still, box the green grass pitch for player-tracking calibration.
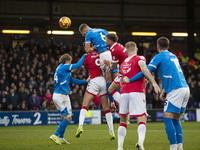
[0,122,199,150]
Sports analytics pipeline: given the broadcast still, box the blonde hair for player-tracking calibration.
[125,41,137,51]
[59,53,72,64]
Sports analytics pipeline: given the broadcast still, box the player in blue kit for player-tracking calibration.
[123,37,190,150]
[49,53,89,145]
[79,23,115,108]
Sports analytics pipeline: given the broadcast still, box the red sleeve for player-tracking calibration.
[137,56,146,65]
[83,55,88,66]
[112,48,120,63]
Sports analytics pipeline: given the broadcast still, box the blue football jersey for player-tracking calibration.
[149,50,188,94]
[53,55,87,94]
[54,64,72,94]
[85,28,109,53]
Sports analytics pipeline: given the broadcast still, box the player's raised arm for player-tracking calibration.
[60,54,86,71]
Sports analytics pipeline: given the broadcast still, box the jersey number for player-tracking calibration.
[170,59,182,72]
[95,58,100,66]
[100,32,106,42]
[54,74,58,83]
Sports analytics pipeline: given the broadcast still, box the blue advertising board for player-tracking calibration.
[0,111,80,127]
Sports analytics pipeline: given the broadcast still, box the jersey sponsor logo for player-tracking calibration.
[91,54,99,58]
[122,63,131,69]
[122,63,131,74]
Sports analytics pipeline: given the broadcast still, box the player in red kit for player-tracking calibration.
[75,49,115,140]
[105,33,128,110]
[117,41,160,150]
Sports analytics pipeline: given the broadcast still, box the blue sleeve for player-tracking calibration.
[70,77,87,84]
[85,32,91,43]
[103,29,108,34]
[129,65,156,83]
[148,54,161,70]
[63,55,86,71]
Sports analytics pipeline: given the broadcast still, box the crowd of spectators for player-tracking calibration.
[0,39,199,111]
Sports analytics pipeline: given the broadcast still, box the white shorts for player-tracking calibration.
[114,75,120,84]
[164,87,190,114]
[86,77,107,96]
[53,93,72,116]
[119,92,147,117]
[99,50,112,70]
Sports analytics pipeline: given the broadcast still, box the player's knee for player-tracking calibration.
[66,117,72,122]
[62,115,72,122]
[108,87,112,94]
[120,115,128,123]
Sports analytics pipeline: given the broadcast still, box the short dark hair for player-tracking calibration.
[157,37,170,50]
[106,33,118,42]
[79,23,89,32]
[59,53,72,64]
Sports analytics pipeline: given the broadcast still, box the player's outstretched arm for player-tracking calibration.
[70,77,88,84]
[65,55,86,71]
[138,61,160,94]
[127,65,156,83]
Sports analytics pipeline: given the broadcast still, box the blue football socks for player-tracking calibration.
[173,119,183,144]
[106,82,114,103]
[54,119,69,136]
[163,118,177,145]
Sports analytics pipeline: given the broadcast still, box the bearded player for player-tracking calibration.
[123,37,190,150]
[75,49,115,140]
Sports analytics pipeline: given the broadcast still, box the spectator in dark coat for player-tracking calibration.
[7,88,19,110]
[29,93,40,110]
[0,90,8,110]
[18,87,29,108]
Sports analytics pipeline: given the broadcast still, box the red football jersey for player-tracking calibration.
[120,54,146,94]
[110,42,128,66]
[83,49,102,79]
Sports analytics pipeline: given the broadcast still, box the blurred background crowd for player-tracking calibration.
[0,40,199,111]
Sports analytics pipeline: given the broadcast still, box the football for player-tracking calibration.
[59,16,71,29]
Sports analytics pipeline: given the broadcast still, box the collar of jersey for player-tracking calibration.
[110,42,117,50]
[125,54,136,62]
[161,50,168,53]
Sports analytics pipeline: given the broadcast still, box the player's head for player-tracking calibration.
[59,53,72,64]
[157,37,170,52]
[79,23,90,37]
[105,33,118,47]
[125,41,138,56]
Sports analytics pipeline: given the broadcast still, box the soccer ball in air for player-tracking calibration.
[59,17,71,29]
